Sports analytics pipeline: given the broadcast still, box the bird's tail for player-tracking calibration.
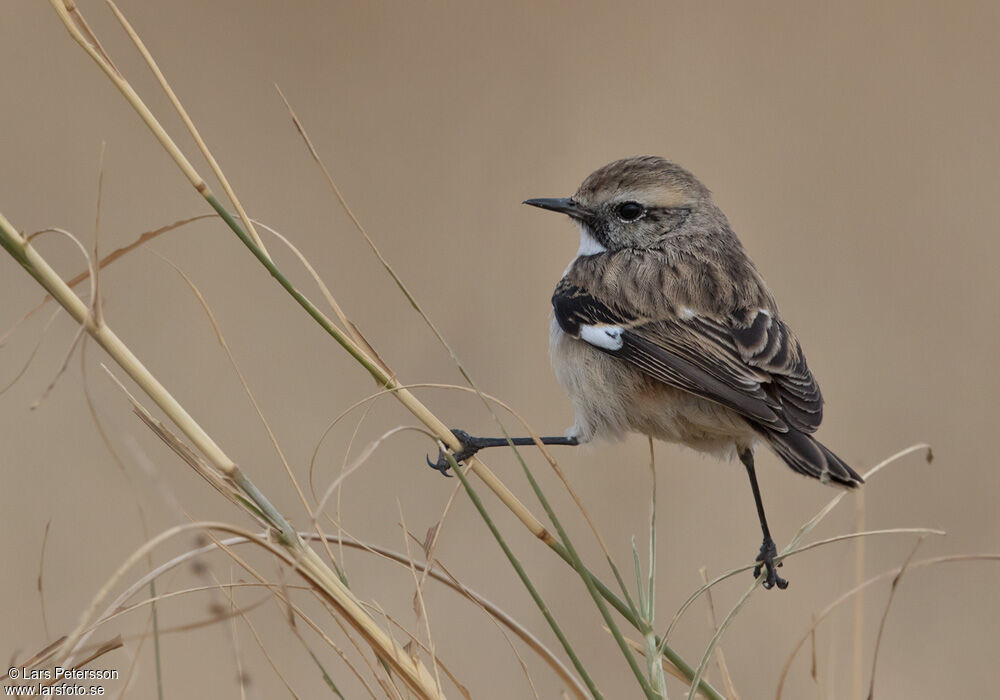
[763,427,863,488]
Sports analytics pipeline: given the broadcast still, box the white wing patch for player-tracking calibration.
[580,324,624,351]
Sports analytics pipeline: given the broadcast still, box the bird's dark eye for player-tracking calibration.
[616,201,644,221]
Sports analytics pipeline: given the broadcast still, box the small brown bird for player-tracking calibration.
[429,155,863,589]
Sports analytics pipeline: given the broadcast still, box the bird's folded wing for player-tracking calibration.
[728,306,823,432]
[552,281,823,433]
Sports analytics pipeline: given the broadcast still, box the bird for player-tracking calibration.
[427,155,863,589]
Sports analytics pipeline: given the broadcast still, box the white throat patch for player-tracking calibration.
[575,223,607,257]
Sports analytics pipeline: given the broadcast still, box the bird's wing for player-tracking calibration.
[727,306,823,432]
[552,279,823,433]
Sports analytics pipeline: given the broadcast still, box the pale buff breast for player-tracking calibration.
[549,318,758,460]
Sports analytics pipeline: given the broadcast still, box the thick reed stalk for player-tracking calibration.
[49,0,552,549]
[42,5,723,696]
[0,212,445,700]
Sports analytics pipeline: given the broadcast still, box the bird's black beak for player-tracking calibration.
[523,197,588,220]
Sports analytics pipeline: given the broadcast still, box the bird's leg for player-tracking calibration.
[426,429,579,476]
[738,447,789,590]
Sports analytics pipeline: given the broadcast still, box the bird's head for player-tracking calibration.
[525,155,712,253]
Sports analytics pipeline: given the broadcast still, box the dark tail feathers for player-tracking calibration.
[763,427,863,488]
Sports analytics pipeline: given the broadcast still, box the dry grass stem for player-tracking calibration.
[698,567,739,700]
[232,606,302,699]
[809,616,823,697]
[314,427,433,522]
[6,5,962,698]
[774,553,1000,699]
[0,210,444,697]
[677,444,936,700]
[27,0,555,541]
[396,502,445,696]
[50,1,206,204]
[91,141,105,326]
[18,227,95,409]
[0,307,63,398]
[663,443,934,648]
[68,528,590,699]
[152,251,315,516]
[417,559,539,700]
[866,537,923,699]
[367,607,472,700]
[279,86,630,580]
[225,576,250,700]
[103,0,269,258]
[853,478,866,700]
[36,519,53,642]
[3,213,212,345]
[619,634,709,697]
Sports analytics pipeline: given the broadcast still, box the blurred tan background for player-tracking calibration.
[2,1,998,697]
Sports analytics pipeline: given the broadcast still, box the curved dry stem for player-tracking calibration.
[686,577,758,700]
[396,510,444,697]
[663,443,934,648]
[852,489,866,700]
[313,426,433,521]
[305,377,627,606]
[0,304,37,348]
[91,141,106,326]
[774,553,1000,699]
[151,251,315,521]
[103,0,269,258]
[223,555,382,699]
[66,523,399,699]
[54,0,555,560]
[414,478,466,596]
[228,600,303,699]
[37,520,53,642]
[298,606,382,700]
[0,306,62,398]
[278,89,623,563]
[79,339,155,558]
[20,228,96,408]
[427,560,539,700]
[785,444,934,555]
[61,521,265,664]
[661,525,944,661]
[697,567,739,700]
[67,214,214,299]
[81,582,279,638]
[30,318,87,410]
[249,218,371,365]
[76,530,589,699]
[206,537,382,700]
[5,213,211,351]
[367,605,473,700]
[867,537,923,698]
[49,0,208,203]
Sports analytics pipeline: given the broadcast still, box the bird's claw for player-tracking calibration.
[425,450,454,476]
[753,537,788,590]
[425,429,479,477]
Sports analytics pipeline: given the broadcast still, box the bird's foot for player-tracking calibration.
[425,430,580,476]
[425,429,482,477]
[753,537,788,590]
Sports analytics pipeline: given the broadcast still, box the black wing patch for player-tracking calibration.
[552,283,824,434]
[729,307,823,432]
[551,278,637,334]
